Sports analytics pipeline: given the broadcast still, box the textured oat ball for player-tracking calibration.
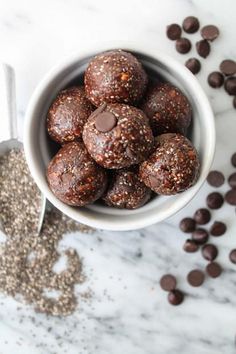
[46,142,107,206]
[140,83,192,136]
[84,50,148,107]
[47,86,94,144]
[82,103,154,169]
[139,134,200,195]
[103,167,152,209]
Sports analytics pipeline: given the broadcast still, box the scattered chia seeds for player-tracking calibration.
[0,148,92,316]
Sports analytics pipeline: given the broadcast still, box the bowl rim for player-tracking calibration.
[24,41,216,231]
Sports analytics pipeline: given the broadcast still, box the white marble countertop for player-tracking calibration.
[0,0,236,353]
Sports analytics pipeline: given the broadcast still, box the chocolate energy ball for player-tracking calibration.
[47,86,94,144]
[140,83,192,136]
[139,134,200,195]
[83,103,154,169]
[84,50,148,107]
[46,142,107,206]
[103,167,152,209]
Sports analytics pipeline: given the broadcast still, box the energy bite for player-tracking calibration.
[103,167,151,209]
[139,134,200,195]
[140,83,192,136]
[83,103,154,169]
[47,86,94,144]
[84,49,148,107]
[46,142,107,206]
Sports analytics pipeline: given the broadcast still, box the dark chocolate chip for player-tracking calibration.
[179,217,196,233]
[225,189,236,205]
[196,39,210,58]
[201,25,219,41]
[95,112,117,133]
[228,172,236,189]
[176,38,192,54]
[220,60,236,76]
[206,192,224,209]
[231,153,236,167]
[224,77,236,96]
[183,239,199,253]
[168,289,184,305]
[207,72,224,88]
[192,228,209,244]
[160,274,177,291]
[202,244,218,261]
[166,24,182,40]
[233,97,236,109]
[207,170,225,187]
[194,208,211,225]
[229,249,236,264]
[182,16,200,33]
[210,221,227,236]
[187,269,205,287]
[185,58,201,74]
[206,262,222,278]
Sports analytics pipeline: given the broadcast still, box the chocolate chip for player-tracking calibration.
[233,97,236,109]
[182,16,200,33]
[201,25,219,41]
[194,208,211,225]
[166,24,182,40]
[196,39,210,58]
[95,112,117,132]
[206,262,222,278]
[231,153,236,167]
[228,172,236,189]
[192,228,209,244]
[187,269,205,287]
[160,274,177,291]
[207,170,225,187]
[210,221,227,236]
[185,58,201,74]
[207,72,224,88]
[224,77,236,96]
[202,244,218,261]
[225,189,236,205]
[183,239,199,253]
[168,289,184,305]
[229,249,236,264]
[176,38,192,54]
[220,60,236,76]
[206,192,224,209]
[179,217,196,233]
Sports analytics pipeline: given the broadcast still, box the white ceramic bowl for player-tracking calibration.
[24,42,215,231]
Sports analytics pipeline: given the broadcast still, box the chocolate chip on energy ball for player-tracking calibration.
[179,217,196,233]
[175,38,192,54]
[220,60,236,76]
[192,228,209,244]
[210,221,227,236]
[229,249,236,264]
[208,72,224,89]
[183,239,199,253]
[95,112,117,132]
[231,153,236,167]
[206,192,224,209]
[201,25,219,41]
[224,77,236,96]
[187,269,205,287]
[185,58,201,75]
[225,189,236,205]
[202,244,218,261]
[160,274,177,291]
[196,39,210,58]
[206,262,222,278]
[207,170,225,187]
[182,16,200,33]
[168,289,184,305]
[228,172,236,189]
[194,208,211,225]
[166,24,182,40]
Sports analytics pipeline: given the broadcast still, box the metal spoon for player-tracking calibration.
[0,63,46,234]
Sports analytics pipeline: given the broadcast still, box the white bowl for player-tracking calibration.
[24,42,215,231]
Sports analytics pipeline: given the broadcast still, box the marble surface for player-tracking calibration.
[0,0,236,353]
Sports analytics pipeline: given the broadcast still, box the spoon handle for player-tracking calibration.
[0,63,17,142]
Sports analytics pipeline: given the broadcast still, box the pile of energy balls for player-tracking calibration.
[46,49,200,210]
